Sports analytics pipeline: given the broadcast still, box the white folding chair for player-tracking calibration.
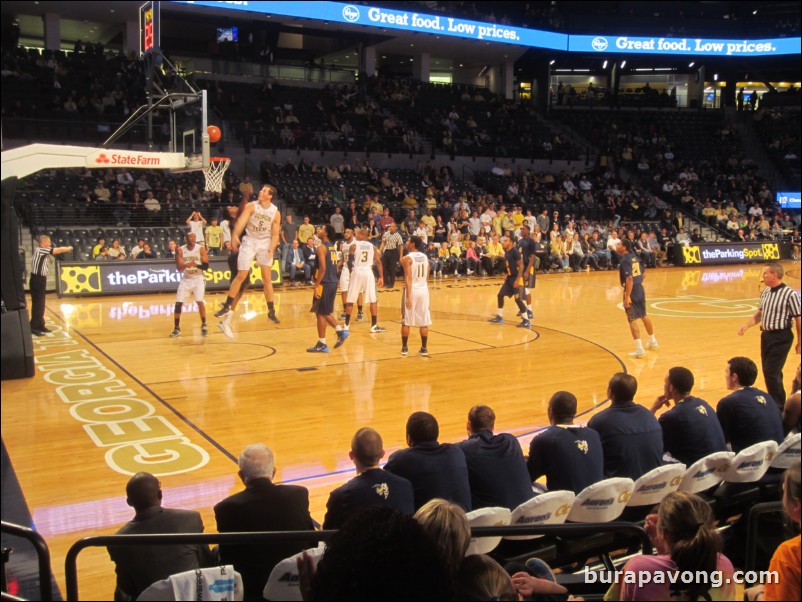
[678,451,734,494]
[465,506,512,555]
[771,433,801,470]
[723,441,779,484]
[505,490,576,541]
[137,565,243,601]
[263,545,326,602]
[627,463,686,508]
[567,478,634,523]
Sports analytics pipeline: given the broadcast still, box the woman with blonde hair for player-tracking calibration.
[606,491,736,601]
[414,498,470,578]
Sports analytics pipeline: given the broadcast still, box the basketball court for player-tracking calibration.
[2,261,799,599]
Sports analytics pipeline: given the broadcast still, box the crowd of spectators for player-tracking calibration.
[551,108,801,243]
[755,106,802,188]
[212,76,579,160]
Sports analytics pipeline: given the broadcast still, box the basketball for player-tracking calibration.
[207,125,222,143]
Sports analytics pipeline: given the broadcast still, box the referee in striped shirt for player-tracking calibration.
[739,263,801,408]
[29,235,72,336]
[380,222,404,288]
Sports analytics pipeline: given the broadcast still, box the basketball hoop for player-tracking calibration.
[203,157,231,193]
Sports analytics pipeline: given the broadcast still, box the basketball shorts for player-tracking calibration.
[401,287,431,327]
[499,279,520,298]
[625,290,647,321]
[339,267,350,293]
[176,276,205,304]
[238,236,273,270]
[347,269,377,304]
[317,282,338,315]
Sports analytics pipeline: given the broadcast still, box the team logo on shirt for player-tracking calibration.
[682,246,702,264]
[696,406,708,416]
[755,396,767,406]
[372,483,390,499]
[575,440,589,454]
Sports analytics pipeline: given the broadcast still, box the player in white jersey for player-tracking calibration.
[338,229,363,320]
[339,227,386,340]
[171,232,210,337]
[400,236,431,356]
[216,184,281,327]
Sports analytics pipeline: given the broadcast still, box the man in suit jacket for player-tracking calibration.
[385,412,472,511]
[108,472,216,601]
[284,239,310,285]
[302,237,317,284]
[214,444,315,601]
[323,427,414,529]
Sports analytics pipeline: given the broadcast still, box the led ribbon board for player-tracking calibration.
[173,1,568,50]
[570,34,801,56]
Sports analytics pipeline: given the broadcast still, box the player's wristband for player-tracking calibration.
[200,262,209,270]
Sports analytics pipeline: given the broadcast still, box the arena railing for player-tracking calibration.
[0,521,53,602]
[65,522,650,601]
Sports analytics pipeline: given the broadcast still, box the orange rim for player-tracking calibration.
[209,157,231,162]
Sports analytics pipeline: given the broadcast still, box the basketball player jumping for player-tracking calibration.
[216,184,281,331]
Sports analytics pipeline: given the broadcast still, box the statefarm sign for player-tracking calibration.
[87,150,181,168]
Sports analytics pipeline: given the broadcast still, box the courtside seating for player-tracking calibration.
[712,441,779,520]
[567,478,634,523]
[678,451,734,494]
[263,545,326,602]
[491,491,574,565]
[628,464,686,508]
[621,463,686,522]
[465,506,512,555]
[552,479,635,569]
[138,565,243,601]
[506,491,576,540]
[722,441,778,484]
[771,433,801,470]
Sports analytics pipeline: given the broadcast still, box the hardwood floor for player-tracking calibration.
[2,261,799,600]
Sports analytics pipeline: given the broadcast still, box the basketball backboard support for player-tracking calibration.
[1,144,187,180]
[99,47,210,173]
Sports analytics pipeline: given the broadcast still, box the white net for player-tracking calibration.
[203,158,231,193]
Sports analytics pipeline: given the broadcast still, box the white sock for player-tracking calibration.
[497,310,504,318]
[527,304,533,311]
[635,339,645,352]
[335,325,342,332]
[319,338,326,345]
[650,334,658,344]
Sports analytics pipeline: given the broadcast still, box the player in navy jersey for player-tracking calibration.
[515,224,537,320]
[717,356,784,453]
[648,366,727,465]
[528,391,604,494]
[488,237,530,327]
[308,225,347,352]
[616,238,658,358]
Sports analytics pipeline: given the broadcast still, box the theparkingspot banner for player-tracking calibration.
[672,242,791,266]
[57,258,282,297]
